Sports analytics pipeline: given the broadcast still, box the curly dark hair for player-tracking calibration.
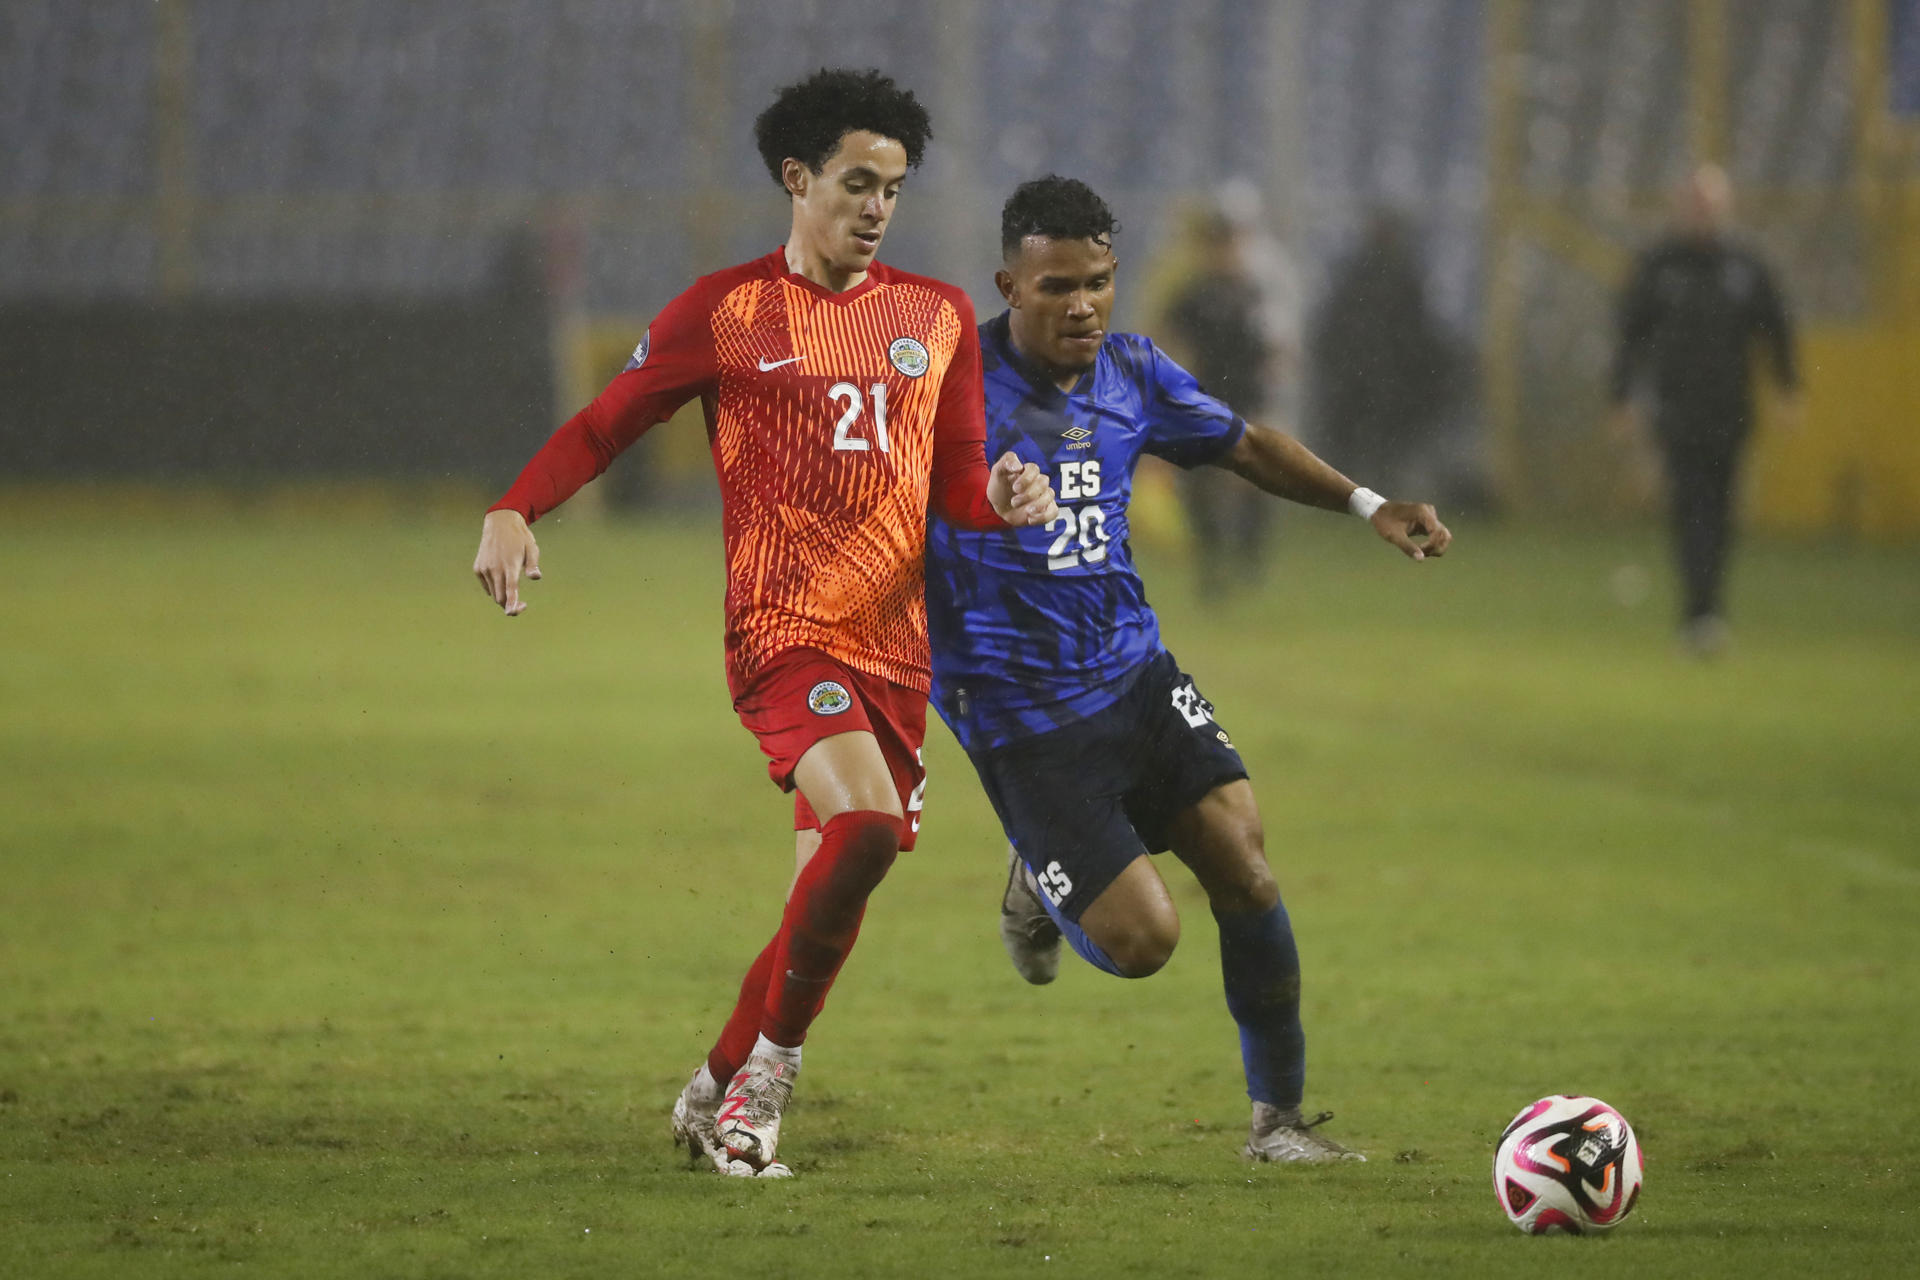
[1000,175,1121,257]
[753,68,933,188]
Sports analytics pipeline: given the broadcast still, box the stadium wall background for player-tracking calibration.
[0,242,551,480]
[3,0,1917,536]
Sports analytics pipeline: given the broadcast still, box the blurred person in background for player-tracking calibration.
[1158,183,1302,602]
[1308,209,1455,499]
[471,68,1055,1179]
[925,176,1451,1164]
[1609,163,1801,657]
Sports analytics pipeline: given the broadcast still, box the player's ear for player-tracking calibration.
[995,267,1017,306]
[781,157,810,200]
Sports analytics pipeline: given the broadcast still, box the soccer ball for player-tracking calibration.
[1492,1095,1643,1234]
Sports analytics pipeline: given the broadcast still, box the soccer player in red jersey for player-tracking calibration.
[470,69,1057,1177]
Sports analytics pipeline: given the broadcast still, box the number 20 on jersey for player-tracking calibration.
[1048,460,1108,571]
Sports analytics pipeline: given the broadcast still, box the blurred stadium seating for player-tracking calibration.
[2,0,1915,532]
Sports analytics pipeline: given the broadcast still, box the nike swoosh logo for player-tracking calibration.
[757,356,801,371]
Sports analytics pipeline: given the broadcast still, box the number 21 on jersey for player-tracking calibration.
[1048,459,1108,570]
[830,382,889,453]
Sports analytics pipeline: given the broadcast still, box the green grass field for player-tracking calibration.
[4,495,1917,1278]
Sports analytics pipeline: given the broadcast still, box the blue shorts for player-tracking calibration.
[964,651,1248,922]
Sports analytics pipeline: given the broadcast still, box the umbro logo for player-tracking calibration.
[757,355,801,372]
[1062,426,1092,441]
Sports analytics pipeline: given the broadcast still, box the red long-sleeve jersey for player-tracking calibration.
[491,250,1003,696]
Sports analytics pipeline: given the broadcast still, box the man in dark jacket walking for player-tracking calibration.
[1609,164,1801,655]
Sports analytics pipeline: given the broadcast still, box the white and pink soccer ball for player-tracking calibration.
[1492,1095,1643,1234]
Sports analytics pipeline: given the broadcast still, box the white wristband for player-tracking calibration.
[1348,487,1387,520]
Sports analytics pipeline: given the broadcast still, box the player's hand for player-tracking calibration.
[473,509,542,616]
[988,451,1059,527]
[1370,500,1451,561]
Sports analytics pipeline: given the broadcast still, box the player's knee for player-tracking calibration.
[823,810,903,897]
[1197,820,1279,914]
[1211,856,1279,914]
[1103,906,1180,978]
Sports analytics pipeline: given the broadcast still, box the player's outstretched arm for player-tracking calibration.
[472,508,543,616]
[986,451,1060,527]
[1221,421,1451,560]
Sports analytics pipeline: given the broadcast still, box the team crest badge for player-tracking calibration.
[808,681,852,715]
[624,328,650,371]
[887,336,930,378]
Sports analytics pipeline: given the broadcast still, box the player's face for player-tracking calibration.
[997,235,1117,388]
[785,130,909,276]
[1677,164,1733,237]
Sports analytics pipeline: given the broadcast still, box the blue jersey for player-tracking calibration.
[926,312,1245,752]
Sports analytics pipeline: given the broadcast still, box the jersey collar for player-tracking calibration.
[765,248,884,305]
[985,310,1084,402]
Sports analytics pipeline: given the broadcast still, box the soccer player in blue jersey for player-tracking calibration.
[925,176,1452,1162]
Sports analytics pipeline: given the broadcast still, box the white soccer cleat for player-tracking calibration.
[1243,1104,1367,1164]
[715,1054,798,1173]
[669,1066,730,1172]
[999,846,1062,985]
[725,1158,793,1179]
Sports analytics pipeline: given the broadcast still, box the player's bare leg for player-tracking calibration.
[1168,781,1363,1163]
[713,731,903,1175]
[1076,858,1181,978]
[1005,848,1181,982]
[790,731,905,824]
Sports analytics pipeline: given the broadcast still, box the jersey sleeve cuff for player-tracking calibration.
[487,497,536,523]
[1196,416,1247,469]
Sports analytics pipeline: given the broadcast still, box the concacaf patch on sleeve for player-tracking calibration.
[623,328,651,371]
[808,681,852,715]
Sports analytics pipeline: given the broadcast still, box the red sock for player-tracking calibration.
[706,935,778,1085]
[760,810,904,1048]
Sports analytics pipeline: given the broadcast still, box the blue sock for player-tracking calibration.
[1215,901,1305,1109]
[1038,886,1126,977]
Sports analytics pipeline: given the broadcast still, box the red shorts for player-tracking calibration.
[733,647,928,851]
